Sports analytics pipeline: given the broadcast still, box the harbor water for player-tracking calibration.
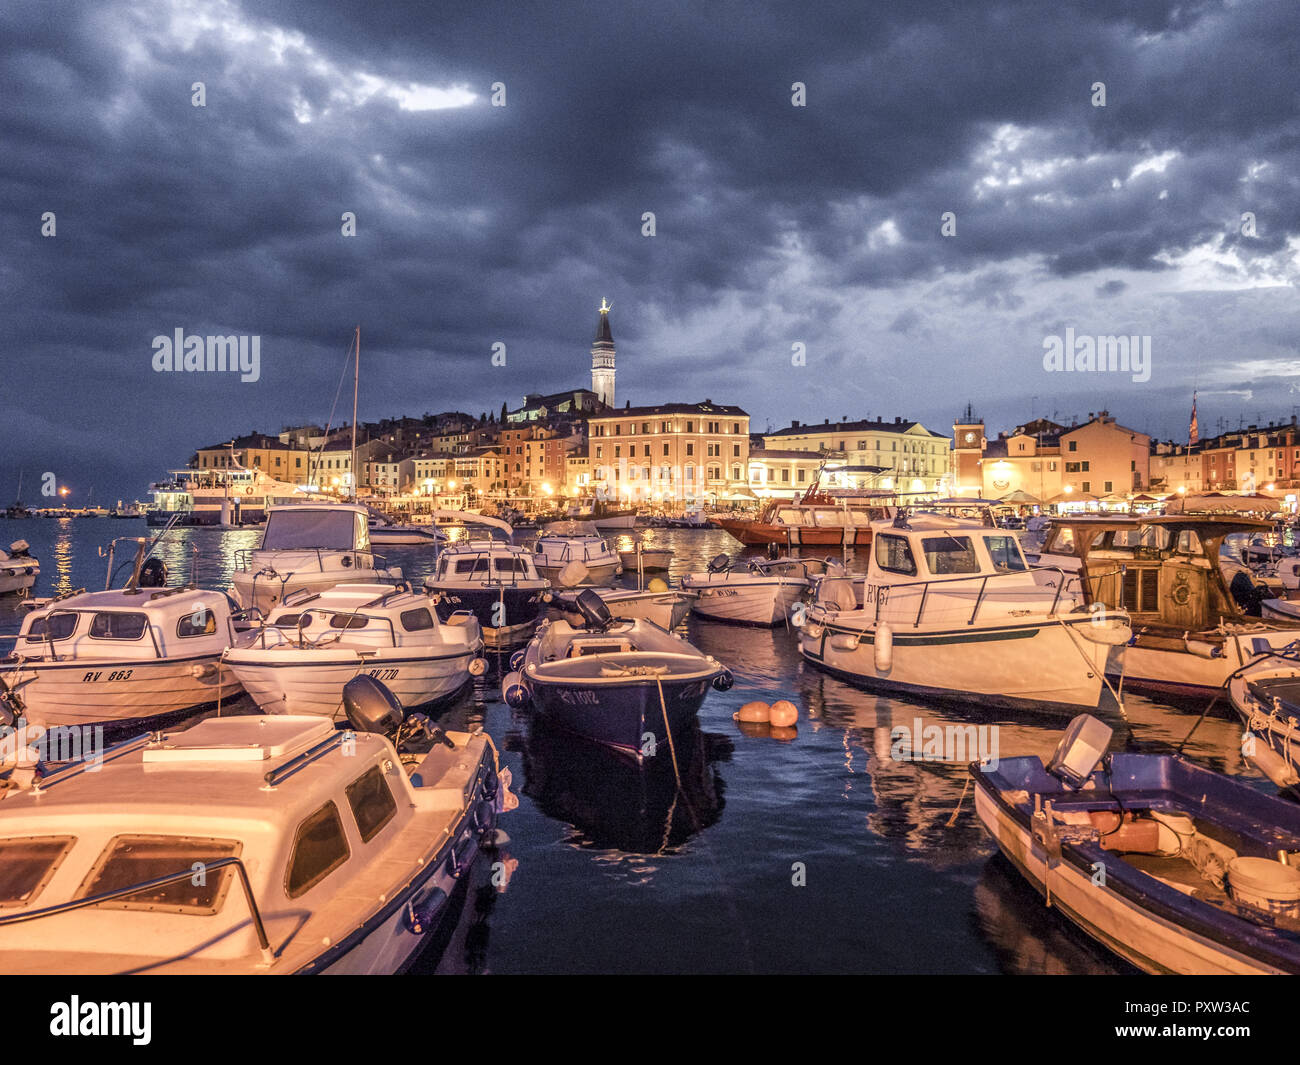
[0,517,1268,975]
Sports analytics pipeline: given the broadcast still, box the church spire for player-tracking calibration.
[591,298,615,407]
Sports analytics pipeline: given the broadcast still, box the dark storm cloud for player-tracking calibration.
[1,0,1298,499]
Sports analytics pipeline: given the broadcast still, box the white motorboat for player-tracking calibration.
[798,515,1129,710]
[366,518,444,546]
[223,583,484,718]
[0,540,39,597]
[1039,515,1300,700]
[617,543,674,573]
[532,521,621,585]
[424,539,549,649]
[0,538,242,727]
[0,691,513,974]
[587,587,693,630]
[681,554,826,626]
[231,503,401,617]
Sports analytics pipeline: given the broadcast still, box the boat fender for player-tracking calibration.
[188,662,218,680]
[734,701,770,723]
[468,657,487,677]
[502,671,529,709]
[1246,740,1300,790]
[1183,638,1222,659]
[874,623,893,673]
[769,700,798,727]
[712,668,734,691]
[830,633,860,652]
[508,649,527,672]
[403,888,450,936]
[472,797,498,835]
[647,577,668,593]
[557,560,588,588]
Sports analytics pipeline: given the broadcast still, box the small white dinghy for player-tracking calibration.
[681,554,826,626]
[0,541,39,597]
[223,583,485,718]
[0,538,242,728]
[0,680,515,975]
[231,504,402,617]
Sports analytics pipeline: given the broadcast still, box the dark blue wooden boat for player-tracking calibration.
[972,714,1300,974]
[502,590,732,761]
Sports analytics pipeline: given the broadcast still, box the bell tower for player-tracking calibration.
[952,402,985,496]
[591,298,615,408]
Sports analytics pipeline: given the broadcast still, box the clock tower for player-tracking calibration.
[952,403,985,496]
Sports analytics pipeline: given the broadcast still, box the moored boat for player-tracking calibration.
[424,539,549,649]
[502,589,732,760]
[973,714,1300,974]
[0,540,39,597]
[223,583,484,718]
[0,689,512,974]
[681,554,826,626]
[797,514,1128,710]
[531,521,620,585]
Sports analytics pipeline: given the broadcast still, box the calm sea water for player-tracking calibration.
[0,516,1267,974]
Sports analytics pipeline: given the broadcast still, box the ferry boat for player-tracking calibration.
[0,540,39,596]
[531,521,621,585]
[0,537,242,727]
[973,714,1300,974]
[797,514,1128,710]
[501,589,732,760]
[147,465,315,527]
[230,503,401,617]
[223,583,484,717]
[0,697,510,974]
[682,554,827,626]
[424,540,550,649]
[1037,515,1300,700]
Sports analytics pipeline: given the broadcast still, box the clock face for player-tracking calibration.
[963,431,976,445]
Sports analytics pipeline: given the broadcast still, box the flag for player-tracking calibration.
[1189,391,1199,446]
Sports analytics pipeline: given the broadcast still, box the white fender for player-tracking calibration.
[874,622,893,673]
[1246,739,1300,790]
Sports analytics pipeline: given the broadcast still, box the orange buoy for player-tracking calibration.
[768,700,798,727]
[733,700,771,723]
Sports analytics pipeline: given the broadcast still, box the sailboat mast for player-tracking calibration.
[351,326,359,501]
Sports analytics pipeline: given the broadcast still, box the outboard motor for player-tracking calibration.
[1046,713,1113,788]
[574,587,612,630]
[138,557,167,588]
[8,540,30,558]
[707,553,731,573]
[342,675,404,737]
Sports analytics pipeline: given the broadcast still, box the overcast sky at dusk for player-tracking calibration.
[4,0,1298,503]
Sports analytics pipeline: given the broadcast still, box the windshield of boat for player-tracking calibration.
[875,533,917,576]
[80,835,243,915]
[984,535,1027,572]
[262,509,362,551]
[921,536,980,575]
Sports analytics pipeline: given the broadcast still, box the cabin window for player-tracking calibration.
[89,612,148,641]
[285,802,351,898]
[262,509,357,551]
[176,606,217,638]
[1049,527,1077,555]
[400,608,435,632]
[494,558,527,575]
[922,536,980,575]
[24,612,77,643]
[875,534,917,576]
[328,614,370,629]
[79,835,243,915]
[984,535,1027,572]
[453,558,490,575]
[345,766,398,843]
[0,836,75,908]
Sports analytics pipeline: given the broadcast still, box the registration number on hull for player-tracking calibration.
[367,668,400,681]
[82,670,133,682]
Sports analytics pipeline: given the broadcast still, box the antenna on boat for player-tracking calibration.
[351,326,360,503]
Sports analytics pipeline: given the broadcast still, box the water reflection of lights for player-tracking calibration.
[52,520,74,596]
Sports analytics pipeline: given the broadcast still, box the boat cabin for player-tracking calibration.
[259,504,371,553]
[433,542,542,585]
[867,515,1031,582]
[249,584,472,651]
[1040,516,1287,630]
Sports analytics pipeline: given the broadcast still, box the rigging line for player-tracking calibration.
[309,332,359,492]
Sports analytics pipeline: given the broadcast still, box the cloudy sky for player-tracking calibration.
[3,0,1298,503]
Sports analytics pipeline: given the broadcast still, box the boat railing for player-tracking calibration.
[862,564,1079,627]
[234,546,380,574]
[255,604,400,650]
[0,856,273,961]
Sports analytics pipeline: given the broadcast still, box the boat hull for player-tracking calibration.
[223,649,476,717]
[0,570,38,596]
[800,615,1110,710]
[535,561,620,586]
[0,654,243,727]
[430,585,546,649]
[682,578,807,626]
[599,591,692,630]
[1108,627,1300,700]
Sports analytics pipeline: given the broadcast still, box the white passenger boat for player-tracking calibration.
[0,540,39,596]
[223,584,484,718]
[681,554,826,626]
[0,538,242,727]
[1039,515,1300,700]
[425,540,549,649]
[798,515,1129,710]
[0,692,512,974]
[532,521,621,585]
[231,503,401,617]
